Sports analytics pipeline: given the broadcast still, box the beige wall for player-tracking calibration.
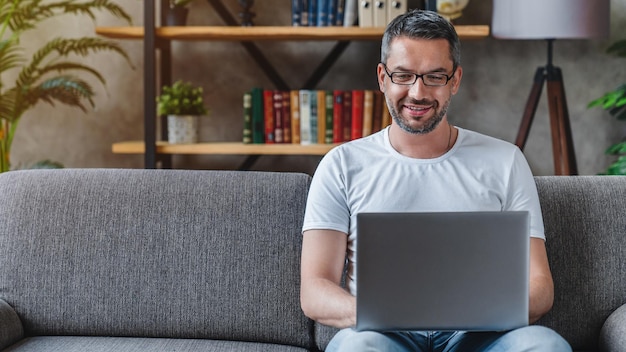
[10,0,626,175]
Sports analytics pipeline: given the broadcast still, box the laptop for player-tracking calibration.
[355,211,530,332]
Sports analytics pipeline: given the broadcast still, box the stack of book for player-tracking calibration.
[243,88,392,145]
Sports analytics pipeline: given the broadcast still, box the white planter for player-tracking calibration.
[167,115,199,144]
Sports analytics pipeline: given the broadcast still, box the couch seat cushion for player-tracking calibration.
[4,336,310,352]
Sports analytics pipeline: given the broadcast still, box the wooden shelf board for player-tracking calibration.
[96,25,490,41]
[112,141,339,155]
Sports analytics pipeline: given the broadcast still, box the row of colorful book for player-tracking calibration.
[243,88,392,145]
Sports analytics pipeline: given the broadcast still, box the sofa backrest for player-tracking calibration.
[0,169,314,349]
[314,176,626,351]
[534,176,626,350]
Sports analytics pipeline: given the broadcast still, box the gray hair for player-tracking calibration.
[381,9,461,71]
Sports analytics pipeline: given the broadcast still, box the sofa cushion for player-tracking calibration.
[3,336,310,352]
[0,169,314,349]
[534,176,626,351]
[0,298,23,350]
[599,304,626,352]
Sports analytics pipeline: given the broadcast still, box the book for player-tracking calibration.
[310,91,318,144]
[381,98,391,129]
[299,90,312,144]
[273,90,284,143]
[308,0,317,27]
[282,91,292,144]
[373,0,387,27]
[387,0,406,24]
[351,90,364,140]
[317,0,328,26]
[342,90,352,141]
[343,0,358,26]
[332,90,344,143]
[335,0,345,25]
[362,90,374,137]
[328,0,337,26]
[301,0,310,26]
[324,90,334,144]
[242,91,252,144]
[358,0,373,27]
[292,0,302,26]
[251,87,265,144]
[263,89,275,143]
[290,90,301,144]
[425,0,437,11]
[317,90,326,143]
[372,90,384,133]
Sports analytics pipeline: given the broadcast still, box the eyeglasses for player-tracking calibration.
[382,63,455,87]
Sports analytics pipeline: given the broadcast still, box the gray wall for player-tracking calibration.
[10,0,626,176]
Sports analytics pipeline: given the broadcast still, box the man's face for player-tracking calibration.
[377,37,462,134]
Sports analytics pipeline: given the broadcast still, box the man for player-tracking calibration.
[300,9,572,352]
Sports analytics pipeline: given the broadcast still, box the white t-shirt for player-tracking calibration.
[302,126,545,295]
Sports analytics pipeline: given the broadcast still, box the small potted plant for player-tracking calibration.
[166,0,195,25]
[157,80,208,144]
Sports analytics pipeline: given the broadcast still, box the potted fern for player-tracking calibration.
[0,0,133,173]
[588,39,626,175]
[157,80,208,144]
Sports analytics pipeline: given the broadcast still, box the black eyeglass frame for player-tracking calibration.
[381,63,456,87]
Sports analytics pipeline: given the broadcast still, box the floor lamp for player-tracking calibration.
[492,0,610,175]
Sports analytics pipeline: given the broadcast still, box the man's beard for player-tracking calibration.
[387,97,450,134]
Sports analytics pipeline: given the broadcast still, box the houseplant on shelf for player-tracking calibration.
[157,80,208,144]
[166,0,196,26]
[588,39,626,175]
[0,0,133,173]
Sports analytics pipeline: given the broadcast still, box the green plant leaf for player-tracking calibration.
[0,90,18,122]
[0,39,23,74]
[37,62,106,85]
[605,156,626,175]
[156,80,208,115]
[588,86,626,109]
[605,141,626,155]
[607,39,626,58]
[29,159,63,169]
[609,105,626,121]
[3,0,132,32]
[27,75,96,112]
[17,37,132,90]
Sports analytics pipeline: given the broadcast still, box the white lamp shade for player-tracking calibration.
[492,0,610,39]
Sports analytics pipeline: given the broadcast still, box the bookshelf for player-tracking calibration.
[96,25,490,41]
[112,141,339,155]
[99,0,489,170]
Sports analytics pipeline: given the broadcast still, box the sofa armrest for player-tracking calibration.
[600,304,626,352]
[0,298,24,350]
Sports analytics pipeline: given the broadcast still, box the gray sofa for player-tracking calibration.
[0,169,624,352]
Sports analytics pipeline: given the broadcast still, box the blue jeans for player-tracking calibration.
[326,326,572,352]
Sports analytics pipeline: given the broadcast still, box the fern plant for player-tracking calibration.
[0,0,133,173]
[588,39,626,175]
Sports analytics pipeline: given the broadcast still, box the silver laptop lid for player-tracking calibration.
[356,211,530,332]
